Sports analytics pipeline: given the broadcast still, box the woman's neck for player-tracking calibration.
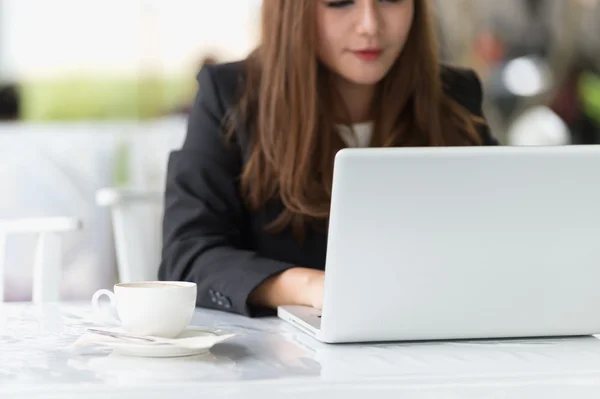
[332,76,376,125]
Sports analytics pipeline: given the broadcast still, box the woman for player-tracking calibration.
[159,0,498,317]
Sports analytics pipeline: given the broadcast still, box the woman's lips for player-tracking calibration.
[352,49,383,61]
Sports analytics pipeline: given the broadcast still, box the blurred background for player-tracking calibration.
[0,0,599,302]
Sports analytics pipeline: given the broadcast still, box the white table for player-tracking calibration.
[3,302,600,398]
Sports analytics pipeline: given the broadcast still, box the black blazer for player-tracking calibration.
[159,61,499,317]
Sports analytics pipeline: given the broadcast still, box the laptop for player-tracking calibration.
[278,145,600,343]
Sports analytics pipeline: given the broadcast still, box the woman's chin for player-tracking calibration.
[335,66,390,87]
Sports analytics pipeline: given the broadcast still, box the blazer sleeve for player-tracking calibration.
[159,65,295,317]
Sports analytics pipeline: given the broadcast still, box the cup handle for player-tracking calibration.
[91,289,120,326]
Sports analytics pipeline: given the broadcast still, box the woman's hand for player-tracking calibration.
[249,267,325,310]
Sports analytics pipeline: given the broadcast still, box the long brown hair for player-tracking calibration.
[231,0,483,238]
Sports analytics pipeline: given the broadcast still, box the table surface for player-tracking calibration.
[3,302,600,398]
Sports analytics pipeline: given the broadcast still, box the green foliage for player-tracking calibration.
[20,75,196,121]
[579,72,600,126]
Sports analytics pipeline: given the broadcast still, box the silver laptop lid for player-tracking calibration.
[320,146,600,343]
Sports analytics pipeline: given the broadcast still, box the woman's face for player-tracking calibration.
[316,0,414,87]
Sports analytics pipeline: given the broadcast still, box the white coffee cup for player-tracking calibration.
[91,281,197,338]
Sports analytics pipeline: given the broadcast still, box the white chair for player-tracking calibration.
[0,217,83,302]
[96,188,164,283]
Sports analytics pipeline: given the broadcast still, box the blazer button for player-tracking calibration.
[223,297,232,309]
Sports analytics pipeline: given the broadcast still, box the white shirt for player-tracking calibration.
[337,122,373,148]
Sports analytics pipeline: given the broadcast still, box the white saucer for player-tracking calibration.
[99,327,233,358]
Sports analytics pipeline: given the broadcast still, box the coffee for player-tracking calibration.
[119,282,183,288]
